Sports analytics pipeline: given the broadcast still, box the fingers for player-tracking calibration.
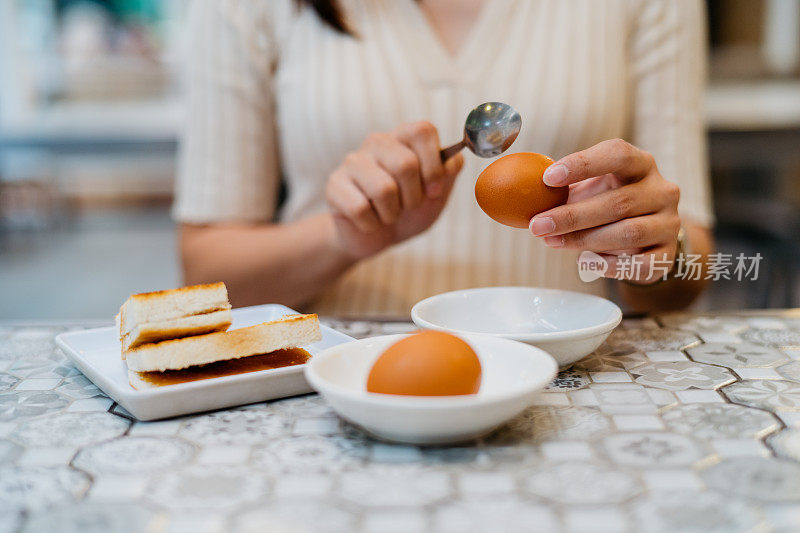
[395,121,446,198]
[325,169,382,233]
[543,213,680,252]
[364,133,425,210]
[345,153,402,225]
[566,174,619,203]
[325,121,457,235]
[543,138,656,187]
[530,180,665,237]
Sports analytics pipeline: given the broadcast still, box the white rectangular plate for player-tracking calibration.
[55,304,354,421]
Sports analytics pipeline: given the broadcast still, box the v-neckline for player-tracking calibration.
[414,0,492,63]
[384,0,514,86]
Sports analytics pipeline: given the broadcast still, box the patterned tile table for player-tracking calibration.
[2,312,800,532]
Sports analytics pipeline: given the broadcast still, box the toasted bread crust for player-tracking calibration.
[127,282,227,302]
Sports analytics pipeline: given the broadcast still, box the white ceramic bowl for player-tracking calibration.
[304,333,557,445]
[411,287,622,367]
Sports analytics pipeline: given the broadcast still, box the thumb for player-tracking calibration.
[443,152,464,178]
[436,152,464,200]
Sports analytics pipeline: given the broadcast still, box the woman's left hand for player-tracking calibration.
[529,139,681,284]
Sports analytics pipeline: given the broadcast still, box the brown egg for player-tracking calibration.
[475,152,569,228]
[366,331,482,396]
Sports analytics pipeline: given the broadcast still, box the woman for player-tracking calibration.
[175,0,714,317]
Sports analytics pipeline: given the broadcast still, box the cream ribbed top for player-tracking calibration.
[174,0,713,318]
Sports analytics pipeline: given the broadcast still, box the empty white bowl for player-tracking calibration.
[304,333,557,445]
[411,287,622,367]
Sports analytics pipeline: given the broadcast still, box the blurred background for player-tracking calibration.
[1,0,799,320]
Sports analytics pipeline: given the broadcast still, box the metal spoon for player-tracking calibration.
[440,102,522,162]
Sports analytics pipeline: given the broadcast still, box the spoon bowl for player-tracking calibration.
[440,101,521,161]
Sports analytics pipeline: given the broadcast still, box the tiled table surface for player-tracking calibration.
[2,313,800,532]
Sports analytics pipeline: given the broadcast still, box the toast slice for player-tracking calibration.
[119,282,232,355]
[125,314,321,373]
[120,282,231,334]
[121,309,232,352]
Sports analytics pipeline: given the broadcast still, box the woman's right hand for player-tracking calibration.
[325,121,464,259]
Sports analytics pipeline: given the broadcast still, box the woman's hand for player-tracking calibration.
[529,139,681,284]
[326,122,464,259]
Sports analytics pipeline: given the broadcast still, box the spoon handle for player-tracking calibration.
[440,140,465,162]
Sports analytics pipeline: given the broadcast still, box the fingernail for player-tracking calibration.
[544,235,564,248]
[543,163,568,186]
[426,181,443,198]
[530,216,555,236]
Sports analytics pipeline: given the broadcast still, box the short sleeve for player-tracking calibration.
[173,0,281,223]
[628,0,714,227]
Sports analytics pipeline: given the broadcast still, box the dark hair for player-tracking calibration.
[296,0,353,35]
